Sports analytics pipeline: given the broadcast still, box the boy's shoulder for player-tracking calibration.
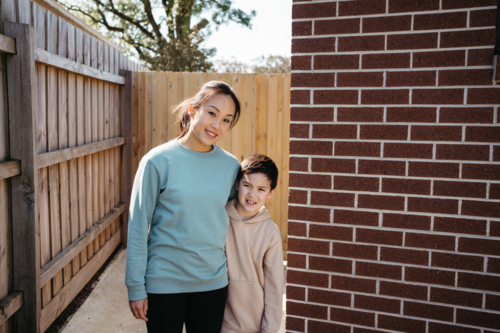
[261,215,282,240]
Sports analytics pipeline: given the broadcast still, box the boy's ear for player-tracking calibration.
[267,188,276,199]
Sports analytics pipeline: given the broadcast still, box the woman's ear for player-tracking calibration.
[188,104,194,118]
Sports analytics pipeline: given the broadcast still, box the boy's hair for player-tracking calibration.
[237,154,279,191]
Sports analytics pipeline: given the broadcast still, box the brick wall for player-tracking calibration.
[287,0,500,332]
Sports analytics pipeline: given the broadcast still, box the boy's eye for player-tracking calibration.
[244,184,250,187]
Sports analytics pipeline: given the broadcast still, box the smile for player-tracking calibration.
[246,199,257,205]
[206,130,217,138]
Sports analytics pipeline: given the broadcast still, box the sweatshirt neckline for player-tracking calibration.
[175,139,218,157]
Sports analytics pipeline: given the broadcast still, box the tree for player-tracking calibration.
[212,57,249,73]
[251,55,290,74]
[56,0,256,71]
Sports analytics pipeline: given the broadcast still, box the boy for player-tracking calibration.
[222,154,284,333]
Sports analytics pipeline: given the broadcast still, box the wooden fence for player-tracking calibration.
[0,0,144,331]
[132,72,291,257]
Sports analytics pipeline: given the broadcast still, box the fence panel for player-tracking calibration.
[132,72,291,256]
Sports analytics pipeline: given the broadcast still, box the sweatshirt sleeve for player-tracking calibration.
[125,156,162,301]
[228,160,241,201]
[261,230,284,333]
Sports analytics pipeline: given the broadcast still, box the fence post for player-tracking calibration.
[4,22,40,332]
[120,70,133,246]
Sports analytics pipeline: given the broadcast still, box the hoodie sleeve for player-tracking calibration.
[125,156,161,301]
[261,229,284,333]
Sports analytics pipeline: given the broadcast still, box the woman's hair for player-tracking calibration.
[175,81,241,138]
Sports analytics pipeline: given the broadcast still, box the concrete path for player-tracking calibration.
[62,249,287,333]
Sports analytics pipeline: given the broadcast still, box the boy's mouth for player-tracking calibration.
[246,199,257,205]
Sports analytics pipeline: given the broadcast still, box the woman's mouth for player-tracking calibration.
[206,130,217,138]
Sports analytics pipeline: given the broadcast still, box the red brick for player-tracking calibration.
[330,308,375,327]
[462,200,500,218]
[436,144,490,161]
[308,320,350,333]
[331,275,376,293]
[388,33,438,50]
[361,89,409,104]
[337,107,384,122]
[378,314,426,333]
[334,210,379,227]
[358,194,405,211]
[411,125,462,141]
[291,55,311,70]
[292,3,336,19]
[386,70,436,87]
[429,322,480,333]
[286,317,305,332]
[489,249,500,266]
[414,12,467,30]
[389,0,440,13]
[441,29,496,48]
[462,164,500,180]
[468,48,495,66]
[292,21,312,36]
[310,191,355,208]
[292,37,336,53]
[494,146,500,161]
[362,53,410,69]
[338,0,386,16]
[356,262,402,280]
[363,15,412,33]
[432,252,484,271]
[468,88,500,104]
[287,285,306,301]
[309,256,353,274]
[357,228,403,246]
[434,217,487,235]
[291,107,333,122]
[442,0,497,9]
[288,206,330,223]
[380,247,429,265]
[384,143,433,159]
[459,237,500,256]
[335,142,380,157]
[379,281,428,300]
[360,125,408,140]
[337,72,384,87]
[314,55,359,70]
[439,107,494,124]
[292,73,335,88]
[457,309,500,330]
[408,197,459,214]
[287,301,328,320]
[290,90,310,104]
[409,162,459,178]
[338,35,385,52]
[486,294,500,311]
[332,242,378,260]
[440,69,493,86]
[312,124,357,139]
[289,157,308,172]
[358,160,405,176]
[413,88,464,105]
[311,158,355,173]
[288,253,307,268]
[404,301,454,322]
[431,287,483,308]
[405,267,455,286]
[434,180,486,198]
[355,295,400,314]
[290,140,332,155]
[288,221,307,236]
[466,126,500,143]
[471,9,496,27]
[382,178,431,195]
[290,124,309,138]
[287,269,329,288]
[289,173,331,189]
[288,238,329,255]
[383,213,431,230]
[334,176,379,192]
[459,272,500,292]
[314,90,358,105]
[387,107,436,123]
[309,224,353,241]
[490,183,500,199]
[315,18,360,35]
[413,50,466,68]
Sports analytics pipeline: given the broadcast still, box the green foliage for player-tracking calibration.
[56,0,255,71]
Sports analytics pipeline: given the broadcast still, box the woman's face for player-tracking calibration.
[186,94,236,152]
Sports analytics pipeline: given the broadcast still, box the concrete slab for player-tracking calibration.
[62,249,286,333]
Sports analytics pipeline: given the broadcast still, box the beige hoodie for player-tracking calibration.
[221,200,284,333]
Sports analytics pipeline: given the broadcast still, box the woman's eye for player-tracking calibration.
[224,118,230,123]
[208,111,216,116]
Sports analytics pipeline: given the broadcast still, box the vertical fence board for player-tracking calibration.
[281,74,291,259]
[120,71,133,245]
[103,45,110,242]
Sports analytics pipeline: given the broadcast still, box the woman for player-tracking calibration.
[125,81,241,333]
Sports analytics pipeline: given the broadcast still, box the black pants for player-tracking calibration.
[146,285,228,333]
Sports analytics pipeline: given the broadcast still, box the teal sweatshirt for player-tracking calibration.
[125,139,241,301]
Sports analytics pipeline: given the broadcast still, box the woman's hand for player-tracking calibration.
[129,298,149,321]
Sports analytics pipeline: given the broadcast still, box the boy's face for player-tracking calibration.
[236,172,276,220]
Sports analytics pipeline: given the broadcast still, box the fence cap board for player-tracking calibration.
[0,291,24,326]
[0,160,21,180]
[0,34,16,54]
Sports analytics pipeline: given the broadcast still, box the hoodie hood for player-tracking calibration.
[225,200,271,224]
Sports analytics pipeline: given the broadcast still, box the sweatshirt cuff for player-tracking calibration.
[127,285,148,301]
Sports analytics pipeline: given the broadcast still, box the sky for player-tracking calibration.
[203,0,293,64]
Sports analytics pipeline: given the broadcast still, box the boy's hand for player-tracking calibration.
[129,298,149,321]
